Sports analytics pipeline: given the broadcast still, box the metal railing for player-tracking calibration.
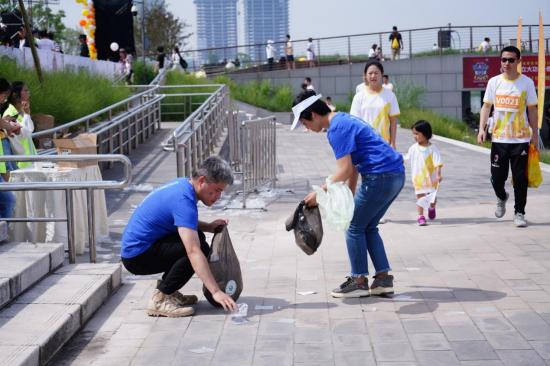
[32,85,163,166]
[161,84,231,177]
[228,112,277,208]
[33,86,159,139]
[180,24,550,73]
[0,154,132,264]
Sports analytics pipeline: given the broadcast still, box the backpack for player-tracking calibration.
[391,34,400,49]
[285,201,323,255]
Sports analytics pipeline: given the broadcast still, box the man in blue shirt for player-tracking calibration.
[121,156,238,317]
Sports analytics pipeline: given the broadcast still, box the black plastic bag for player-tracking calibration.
[179,58,188,69]
[203,226,243,307]
[285,201,323,255]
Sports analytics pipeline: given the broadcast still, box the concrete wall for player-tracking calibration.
[228,55,465,119]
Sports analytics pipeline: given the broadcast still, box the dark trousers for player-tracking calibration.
[122,230,210,295]
[490,142,529,214]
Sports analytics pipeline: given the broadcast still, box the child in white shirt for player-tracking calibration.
[406,120,443,226]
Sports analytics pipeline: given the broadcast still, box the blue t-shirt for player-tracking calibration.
[121,178,198,258]
[327,112,404,174]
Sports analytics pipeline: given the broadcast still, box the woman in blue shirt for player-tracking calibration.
[292,94,404,297]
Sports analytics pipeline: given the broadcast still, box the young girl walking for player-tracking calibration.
[407,120,443,226]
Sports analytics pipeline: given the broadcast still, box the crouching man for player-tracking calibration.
[121,156,237,317]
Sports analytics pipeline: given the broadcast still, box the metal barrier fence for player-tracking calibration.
[161,84,231,177]
[181,24,550,73]
[228,112,277,208]
[0,154,132,264]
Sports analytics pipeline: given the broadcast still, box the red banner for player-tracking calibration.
[463,55,550,89]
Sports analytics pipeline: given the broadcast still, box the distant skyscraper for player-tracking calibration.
[194,0,238,64]
[244,0,289,61]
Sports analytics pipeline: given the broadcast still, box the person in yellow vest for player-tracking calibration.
[3,81,37,169]
[0,78,21,219]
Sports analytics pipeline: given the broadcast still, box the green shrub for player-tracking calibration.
[161,70,218,121]
[400,107,491,148]
[132,61,155,85]
[0,56,130,125]
[394,82,425,109]
[214,75,293,112]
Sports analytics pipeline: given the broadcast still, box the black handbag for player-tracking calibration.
[285,201,323,255]
[179,57,188,69]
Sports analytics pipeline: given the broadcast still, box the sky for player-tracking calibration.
[55,0,549,50]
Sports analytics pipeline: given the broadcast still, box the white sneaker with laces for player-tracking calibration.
[514,213,527,227]
[495,193,509,218]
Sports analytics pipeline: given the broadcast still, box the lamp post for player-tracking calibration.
[131,0,146,64]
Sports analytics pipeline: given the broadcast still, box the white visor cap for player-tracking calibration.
[290,94,322,130]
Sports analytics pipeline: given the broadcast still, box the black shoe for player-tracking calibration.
[370,274,394,296]
[330,276,370,298]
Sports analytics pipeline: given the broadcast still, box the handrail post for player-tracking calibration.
[347,36,351,64]
[529,26,533,53]
[65,188,76,264]
[469,26,473,51]
[87,188,96,263]
[317,39,321,66]
[408,30,412,59]
[499,26,502,51]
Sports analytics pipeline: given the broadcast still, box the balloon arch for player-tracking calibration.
[75,0,97,59]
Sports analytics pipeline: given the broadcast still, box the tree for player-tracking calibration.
[28,3,65,36]
[60,27,81,56]
[134,0,192,57]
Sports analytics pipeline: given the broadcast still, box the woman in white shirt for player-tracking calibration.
[351,60,400,148]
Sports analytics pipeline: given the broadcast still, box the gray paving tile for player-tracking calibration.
[402,318,442,333]
[334,351,376,366]
[409,333,451,351]
[460,361,504,366]
[415,350,460,366]
[294,343,333,363]
[451,340,499,361]
[372,342,416,362]
[496,349,546,366]
[484,331,532,350]
[531,341,550,360]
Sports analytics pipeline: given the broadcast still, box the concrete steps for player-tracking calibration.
[0,245,122,366]
[0,243,64,308]
[0,222,7,243]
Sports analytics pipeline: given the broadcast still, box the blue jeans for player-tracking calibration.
[345,171,405,276]
[0,174,15,219]
[1,138,17,171]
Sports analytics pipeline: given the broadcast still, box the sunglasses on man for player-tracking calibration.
[501,57,517,64]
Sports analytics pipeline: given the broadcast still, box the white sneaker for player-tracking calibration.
[495,193,509,218]
[514,213,527,227]
[146,289,194,317]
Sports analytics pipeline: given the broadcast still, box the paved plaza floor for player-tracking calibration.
[51,115,550,366]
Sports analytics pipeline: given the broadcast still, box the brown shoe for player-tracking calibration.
[146,289,194,317]
[170,291,198,306]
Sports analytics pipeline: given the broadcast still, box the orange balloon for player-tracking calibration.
[79,19,87,27]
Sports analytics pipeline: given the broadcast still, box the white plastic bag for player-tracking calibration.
[313,177,355,231]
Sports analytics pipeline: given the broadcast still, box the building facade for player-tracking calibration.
[194,0,238,64]
[243,0,289,62]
